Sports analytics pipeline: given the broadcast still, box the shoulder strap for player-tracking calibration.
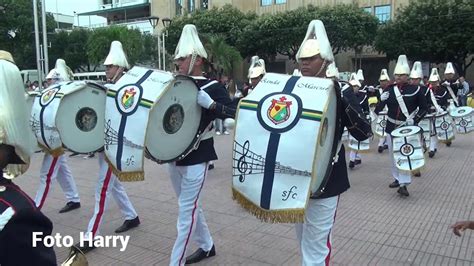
[445,84,459,105]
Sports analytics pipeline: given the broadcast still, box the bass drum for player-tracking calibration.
[145,75,204,163]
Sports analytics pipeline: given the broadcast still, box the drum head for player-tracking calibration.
[391,125,420,137]
[56,81,106,153]
[451,106,473,117]
[145,76,202,163]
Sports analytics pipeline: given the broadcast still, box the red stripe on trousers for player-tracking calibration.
[38,157,59,210]
[325,196,340,266]
[91,167,113,236]
[178,165,208,265]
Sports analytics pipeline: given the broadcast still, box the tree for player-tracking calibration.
[165,5,256,55]
[375,0,474,75]
[236,5,379,62]
[203,35,242,78]
[0,0,56,69]
[49,29,92,72]
[86,26,144,67]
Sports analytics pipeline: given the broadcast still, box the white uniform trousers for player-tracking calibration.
[86,152,138,237]
[378,135,387,147]
[349,150,361,161]
[168,162,214,266]
[387,135,411,185]
[295,196,339,266]
[429,135,438,152]
[34,153,80,209]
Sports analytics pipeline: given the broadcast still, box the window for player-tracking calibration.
[201,0,208,9]
[275,0,287,4]
[375,5,391,23]
[176,0,183,15]
[188,0,195,12]
[261,0,272,6]
[362,7,372,14]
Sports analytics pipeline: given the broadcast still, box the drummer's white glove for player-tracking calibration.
[197,90,215,109]
[436,106,444,114]
[380,92,389,102]
[406,118,415,126]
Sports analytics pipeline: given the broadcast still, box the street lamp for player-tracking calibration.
[161,18,172,71]
[148,16,161,70]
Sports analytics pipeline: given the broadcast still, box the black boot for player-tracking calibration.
[74,242,96,254]
[355,159,362,165]
[389,180,400,188]
[378,146,384,153]
[413,171,421,177]
[185,245,216,264]
[59,201,81,213]
[429,150,435,158]
[384,144,389,150]
[446,141,452,147]
[349,161,355,169]
[115,216,140,233]
[397,186,409,196]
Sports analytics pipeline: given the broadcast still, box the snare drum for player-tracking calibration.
[434,111,455,142]
[374,110,388,137]
[450,106,473,134]
[31,81,106,154]
[419,113,434,147]
[391,126,425,172]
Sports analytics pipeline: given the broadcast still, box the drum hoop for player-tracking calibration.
[311,83,341,198]
[145,75,206,164]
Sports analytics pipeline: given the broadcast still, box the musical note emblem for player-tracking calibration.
[232,140,311,183]
[237,140,252,182]
[104,119,144,150]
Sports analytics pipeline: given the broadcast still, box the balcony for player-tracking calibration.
[78,0,150,24]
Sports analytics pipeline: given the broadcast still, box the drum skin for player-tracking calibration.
[145,75,203,163]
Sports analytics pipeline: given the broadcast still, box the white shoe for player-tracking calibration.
[216,131,221,135]
[223,131,230,135]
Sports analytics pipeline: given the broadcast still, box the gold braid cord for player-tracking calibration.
[104,155,144,182]
[232,187,305,223]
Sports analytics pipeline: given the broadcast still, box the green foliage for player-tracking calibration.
[86,26,144,66]
[237,4,379,61]
[0,0,56,69]
[375,0,474,75]
[165,4,256,55]
[203,35,242,77]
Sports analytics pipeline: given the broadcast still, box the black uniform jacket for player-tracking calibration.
[177,77,236,166]
[433,85,450,110]
[0,173,57,266]
[314,81,372,199]
[374,83,428,134]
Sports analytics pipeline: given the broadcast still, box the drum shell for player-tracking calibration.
[450,106,474,134]
[374,111,388,137]
[145,75,203,163]
[391,126,425,172]
[435,111,455,142]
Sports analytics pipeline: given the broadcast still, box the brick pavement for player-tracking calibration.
[15,132,474,265]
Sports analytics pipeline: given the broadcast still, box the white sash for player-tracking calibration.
[393,85,414,120]
[443,81,459,106]
[429,89,442,112]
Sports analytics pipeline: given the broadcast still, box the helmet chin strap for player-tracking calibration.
[315,60,328,77]
[187,52,197,76]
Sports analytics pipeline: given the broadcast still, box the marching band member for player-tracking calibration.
[375,55,428,197]
[79,41,140,253]
[169,24,236,265]
[295,20,372,265]
[428,68,450,157]
[0,51,56,265]
[247,55,266,95]
[376,69,391,153]
[409,61,426,176]
[34,59,82,213]
[347,73,368,169]
[442,62,461,107]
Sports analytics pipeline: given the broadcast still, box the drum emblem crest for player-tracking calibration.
[267,96,292,125]
[400,143,414,156]
[121,88,136,110]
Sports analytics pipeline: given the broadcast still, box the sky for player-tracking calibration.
[44,0,106,27]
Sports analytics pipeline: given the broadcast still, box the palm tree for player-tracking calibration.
[203,34,242,79]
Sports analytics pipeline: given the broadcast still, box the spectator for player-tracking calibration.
[458,76,469,106]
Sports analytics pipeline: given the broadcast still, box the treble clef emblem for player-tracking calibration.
[237,140,252,182]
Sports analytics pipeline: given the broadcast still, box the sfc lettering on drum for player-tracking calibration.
[296,82,328,91]
[282,186,298,201]
[261,78,281,85]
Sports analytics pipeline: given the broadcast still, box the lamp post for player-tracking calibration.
[161,18,172,71]
[148,16,161,70]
